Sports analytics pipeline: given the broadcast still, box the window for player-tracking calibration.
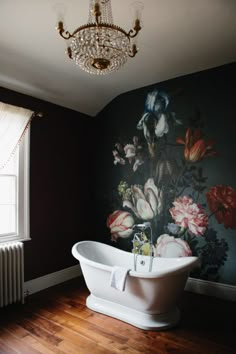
[0,129,30,243]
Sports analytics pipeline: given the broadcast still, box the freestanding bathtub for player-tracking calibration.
[72,240,199,330]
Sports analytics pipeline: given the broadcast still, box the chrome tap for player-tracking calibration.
[132,222,154,272]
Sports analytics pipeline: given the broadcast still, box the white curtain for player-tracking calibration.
[0,102,33,169]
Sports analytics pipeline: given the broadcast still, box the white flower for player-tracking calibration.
[136,90,170,145]
[155,113,169,137]
[133,158,144,172]
[123,178,163,220]
[124,144,136,162]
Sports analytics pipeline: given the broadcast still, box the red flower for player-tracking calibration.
[206,185,236,229]
[176,128,217,162]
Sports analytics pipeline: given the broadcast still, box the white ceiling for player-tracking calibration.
[0,0,236,117]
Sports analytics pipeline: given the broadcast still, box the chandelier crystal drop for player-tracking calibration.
[57,0,143,75]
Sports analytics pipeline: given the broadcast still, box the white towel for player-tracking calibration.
[110,266,130,291]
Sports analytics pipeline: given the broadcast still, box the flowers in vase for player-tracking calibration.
[106,88,234,280]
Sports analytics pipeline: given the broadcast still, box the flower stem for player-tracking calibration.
[176,186,187,198]
[174,162,187,198]
[208,205,224,219]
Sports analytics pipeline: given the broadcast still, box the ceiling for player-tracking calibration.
[0,0,236,117]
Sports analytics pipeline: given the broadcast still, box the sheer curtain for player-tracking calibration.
[0,102,33,169]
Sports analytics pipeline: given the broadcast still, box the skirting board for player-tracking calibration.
[185,277,236,302]
[24,265,236,302]
[24,264,82,296]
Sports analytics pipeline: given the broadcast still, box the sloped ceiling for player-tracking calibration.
[0,0,236,116]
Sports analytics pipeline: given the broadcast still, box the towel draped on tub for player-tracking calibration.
[110,266,130,291]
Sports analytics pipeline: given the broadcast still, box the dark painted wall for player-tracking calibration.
[0,87,94,281]
[1,62,236,286]
[94,63,236,286]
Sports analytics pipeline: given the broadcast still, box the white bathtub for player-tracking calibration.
[72,240,199,330]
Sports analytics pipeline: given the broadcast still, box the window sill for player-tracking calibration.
[0,236,31,244]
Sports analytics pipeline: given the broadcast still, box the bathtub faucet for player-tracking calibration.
[132,222,154,272]
[132,222,153,247]
[132,222,151,232]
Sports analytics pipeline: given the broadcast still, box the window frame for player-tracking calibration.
[0,129,30,243]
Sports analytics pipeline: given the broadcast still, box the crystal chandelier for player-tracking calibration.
[57,0,143,75]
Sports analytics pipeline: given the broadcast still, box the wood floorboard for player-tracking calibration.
[21,308,120,354]
[0,277,235,354]
[0,336,19,354]
[0,326,42,354]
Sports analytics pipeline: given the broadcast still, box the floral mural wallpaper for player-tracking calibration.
[100,64,236,284]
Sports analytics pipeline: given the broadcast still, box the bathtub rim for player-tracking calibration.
[72,240,200,279]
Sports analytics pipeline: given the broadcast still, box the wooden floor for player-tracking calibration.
[0,278,235,354]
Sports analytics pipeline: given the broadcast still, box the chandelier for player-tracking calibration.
[57,0,143,75]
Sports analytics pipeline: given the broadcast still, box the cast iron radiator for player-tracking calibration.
[0,242,24,307]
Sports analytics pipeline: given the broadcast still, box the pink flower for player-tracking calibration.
[124,144,136,163]
[169,196,208,236]
[107,210,135,241]
[123,178,163,221]
[112,150,125,166]
[113,137,144,172]
[155,234,192,257]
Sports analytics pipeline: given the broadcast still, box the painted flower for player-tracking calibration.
[133,158,144,172]
[167,223,181,235]
[155,234,192,257]
[154,113,169,137]
[107,210,135,241]
[170,196,208,236]
[124,144,136,162]
[115,143,123,152]
[206,185,236,229]
[123,178,163,220]
[113,137,144,171]
[176,128,217,162]
[112,150,125,166]
[136,90,170,157]
[144,89,169,115]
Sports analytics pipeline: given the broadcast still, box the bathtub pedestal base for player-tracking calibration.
[86,294,180,330]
